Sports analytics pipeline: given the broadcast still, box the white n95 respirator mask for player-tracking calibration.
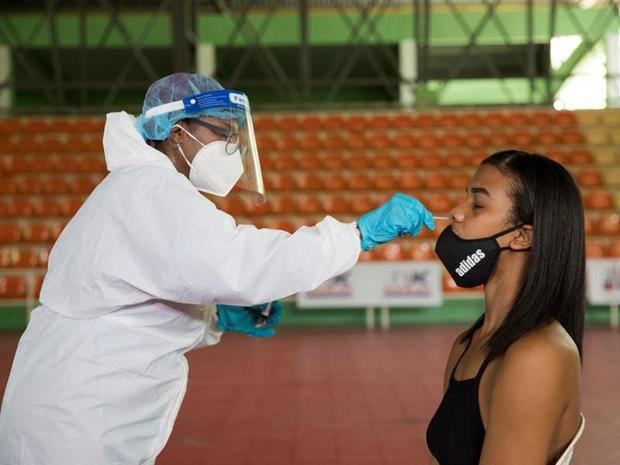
[173,125,244,197]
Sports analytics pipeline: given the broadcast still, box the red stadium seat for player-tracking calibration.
[481,112,507,127]
[531,112,553,127]
[0,177,18,194]
[368,114,392,129]
[32,199,62,217]
[279,115,300,132]
[393,113,417,128]
[537,131,559,146]
[418,153,442,169]
[42,176,69,194]
[464,133,487,148]
[298,135,322,152]
[346,115,368,132]
[59,198,85,217]
[567,150,593,165]
[427,194,454,214]
[299,115,322,131]
[562,130,584,144]
[555,111,578,127]
[323,115,346,130]
[265,173,296,191]
[459,113,483,128]
[412,114,435,129]
[369,134,392,151]
[253,116,278,132]
[323,135,347,150]
[274,135,298,152]
[297,153,321,171]
[55,155,81,172]
[437,113,460,127]
[393,133,416,150]
[449,173,470,189]
[244,198,271,216]
[442,133,463,149]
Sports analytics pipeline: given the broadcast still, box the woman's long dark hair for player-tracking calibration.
[460,150,586,360]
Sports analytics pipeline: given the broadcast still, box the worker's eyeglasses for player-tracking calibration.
[192,119,240,155]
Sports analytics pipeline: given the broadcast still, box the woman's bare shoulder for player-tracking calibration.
[499,322,580,382]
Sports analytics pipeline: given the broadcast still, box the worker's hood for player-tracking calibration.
[103,111,176,172]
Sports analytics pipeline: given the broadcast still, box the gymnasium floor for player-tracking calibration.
[0,326,618,465]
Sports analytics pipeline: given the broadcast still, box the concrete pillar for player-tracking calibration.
[0,45,12,113]
[399,38,417,107]
[606,31,620,108]
[196,42,216,78]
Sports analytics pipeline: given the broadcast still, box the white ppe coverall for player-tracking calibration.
[0,111,361,465]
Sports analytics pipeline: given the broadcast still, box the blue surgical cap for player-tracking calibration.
[135,72,224,141]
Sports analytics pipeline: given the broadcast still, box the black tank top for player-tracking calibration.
[426,334,492,465]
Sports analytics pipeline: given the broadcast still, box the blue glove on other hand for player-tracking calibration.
[357,193,435,251]
[216,301,283,338]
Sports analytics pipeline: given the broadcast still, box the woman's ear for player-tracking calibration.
[169,125,184,147]
[510,225,533,251]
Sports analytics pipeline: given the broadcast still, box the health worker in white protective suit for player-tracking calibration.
[0,73,435,465]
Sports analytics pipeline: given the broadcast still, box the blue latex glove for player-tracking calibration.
[216,301,283,338]
[357,193,434,251]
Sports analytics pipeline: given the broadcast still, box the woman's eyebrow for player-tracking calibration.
[466,186,492,197]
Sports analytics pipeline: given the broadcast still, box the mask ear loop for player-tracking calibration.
[494,223,532,252]
[172,124,203,172]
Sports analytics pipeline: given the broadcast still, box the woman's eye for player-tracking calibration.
[473,204,483,209]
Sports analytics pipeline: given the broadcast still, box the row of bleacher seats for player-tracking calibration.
[0,189,615,220]
[0,211,619,244]
[0,170,610,194]
[0,149,595,175]
[0,110,579,135]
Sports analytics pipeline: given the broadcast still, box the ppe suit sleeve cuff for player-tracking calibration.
[202,306,224,346]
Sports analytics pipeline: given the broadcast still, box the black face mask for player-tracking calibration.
[435,224,525,288]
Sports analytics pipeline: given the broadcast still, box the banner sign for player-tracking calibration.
[586,259,620,305]
[297,261,443,308]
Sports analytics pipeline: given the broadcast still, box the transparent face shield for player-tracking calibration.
[144,89,265,199]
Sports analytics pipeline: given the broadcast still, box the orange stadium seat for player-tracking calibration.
[427,194,454,214]
[270,153,297,171]
[395,153,417,169]
[562,130,584,144]
[374,243,405,261]
[322,173,347,190]
[0,276,27,299]
[32,199,62,217]
[21,223,53,243]
[607,240,620,258]
[437,113,460,127]
[585,191,614,210]
[78,156,107,173]
[442,133,463,149]
[398,172,423,190]
[297,153,321,171]
[42,176,70,194]
[598,213,620,235]
[0,177,17,194]
[531,112,553,127]
[0,223,20,244]
[374,173,397,191]
[350,194,375,214]
[296,195,323,215]
[347,115,368,132]
[320,152,346,170]
[4,199,34,217]
[370,154,394,169]
[419,153,442,169]
[369,134,392,151]
[460,112,483,128]
[274,135,298,152]
[59,198,85,217]
[449,173,470,189]
[295,172,323,190]
[394,113,417,128]
[253,116,278,132]
[586,241,607,258]
[481,112,507,127]
[323,115,346,130]
[555,111,578,127]
[537,131,559,146]
[577,170,604,187]
[244,198,271,216]
[265,173,296,191]
[322,195,350,215]
[464,133,487,149]
[409,242,436,260]
[68,175,99,194]
[346,153,370,170]
[486,132,509,148]
[55,155,81,172]
[299,115,322,131]
[425,173,448,190]
[567,150,593,165]
[368,114,392,129]
[323,135,347,150]
[257,134,276,151]
[393,133,416,150]
[348,173,372,190]
[269,196,297,215]
[298,135,322,152]
[279,115,300,132]
[418,134,439,149]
